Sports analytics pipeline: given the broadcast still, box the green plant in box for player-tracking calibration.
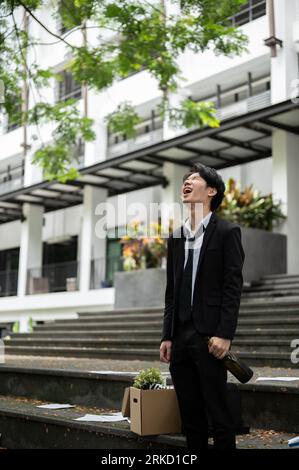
[133,367,165,390]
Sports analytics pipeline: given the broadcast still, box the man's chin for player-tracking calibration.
[182,197,202,204]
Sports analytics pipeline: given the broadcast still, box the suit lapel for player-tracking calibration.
[194,211,218,280]
[173,225,185,297]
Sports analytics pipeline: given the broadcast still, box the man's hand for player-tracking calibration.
[208,336,231,360]
[160,340,172,363]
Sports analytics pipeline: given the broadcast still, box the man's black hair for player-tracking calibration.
[183,163,226,211]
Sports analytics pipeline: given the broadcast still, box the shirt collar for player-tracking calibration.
[183,211,213,239]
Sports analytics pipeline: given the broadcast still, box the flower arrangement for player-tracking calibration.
[120,219,171,271]
[217,178,286,231]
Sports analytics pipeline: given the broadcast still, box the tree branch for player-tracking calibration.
[17,0,76,49]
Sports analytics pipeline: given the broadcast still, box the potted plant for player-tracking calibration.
[216,177,286,230]
[133,367,166,390]
[114,219,171,308]
[216,178,287,282]
[119,219,169,271]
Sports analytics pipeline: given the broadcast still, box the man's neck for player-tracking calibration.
[189,206,211,232]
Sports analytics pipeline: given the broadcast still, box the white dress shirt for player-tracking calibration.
[183,211,213,306]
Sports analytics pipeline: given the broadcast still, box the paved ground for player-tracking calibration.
[3,355,299,388]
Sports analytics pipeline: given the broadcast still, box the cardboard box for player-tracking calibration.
[129,386,182,436]
[121,386,130,418]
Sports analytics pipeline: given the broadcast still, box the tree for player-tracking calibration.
[0,0,248,181]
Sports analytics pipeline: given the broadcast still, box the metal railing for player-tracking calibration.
[108,110,163,148]
[90,255,124,290]
[0,269,18,297]
[26,260,79,294]
[0,161,25,195]
[216,90,271,120]
[230,0,266,26]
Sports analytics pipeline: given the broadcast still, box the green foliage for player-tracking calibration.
[168,99,220,129]
[71,46,116,90]
[133,367,165,390]
[12,321,20,333]
[57,0,95,31]
[105,102,142,138]
[28,316,34,332]
[217,178,286,231]
[28,100,95,182]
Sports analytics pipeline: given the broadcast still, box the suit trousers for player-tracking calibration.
[169,317,236,450]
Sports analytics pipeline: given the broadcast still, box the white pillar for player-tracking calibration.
[271,0,298,104]
[17,203,44,331]
[161,162,191,232]
[78,186,108,291]
[270,0,299,273]
[272,130,299,274]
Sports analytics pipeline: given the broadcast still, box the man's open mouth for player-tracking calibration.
[183,187,193,194]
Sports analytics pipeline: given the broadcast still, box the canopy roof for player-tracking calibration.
[0,98,298,225]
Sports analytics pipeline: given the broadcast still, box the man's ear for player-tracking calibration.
[208,187,217,197]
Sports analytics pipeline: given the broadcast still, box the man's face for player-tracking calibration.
[181,172,217,205]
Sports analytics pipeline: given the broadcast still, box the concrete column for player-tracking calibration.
[17,203,44,331]
[160,162,191,232]
[272,130,299,274]
[271,0,298,104]
[78,185,108,291]
[270,0,299,273]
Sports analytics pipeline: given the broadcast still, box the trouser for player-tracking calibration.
[169,318,236,450]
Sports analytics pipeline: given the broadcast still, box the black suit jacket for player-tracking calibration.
[161,211,245,343]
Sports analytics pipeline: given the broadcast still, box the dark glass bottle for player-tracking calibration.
[222,351,254,384]
[207,338,253,384]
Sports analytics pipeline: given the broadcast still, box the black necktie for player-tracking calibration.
[178,224,206,324]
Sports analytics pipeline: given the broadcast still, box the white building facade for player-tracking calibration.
[0,0,299,331]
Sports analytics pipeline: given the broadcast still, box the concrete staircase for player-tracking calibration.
[4,273,299,367]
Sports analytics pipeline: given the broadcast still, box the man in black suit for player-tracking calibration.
[160,163,245,450]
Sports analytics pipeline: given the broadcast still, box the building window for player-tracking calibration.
[230,0,266,27]
[0,160,24,195]
[56,70,82,102]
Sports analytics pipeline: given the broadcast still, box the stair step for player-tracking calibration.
[261,274,299,280]
[239,308,299,316]
[0,395,181,449]
[4,338,160,349]
[78,306,163,317]
[228,351,297,368]
[235,328,297,337]
[242,290,299,298]
[55,313,163,324]
[232,340,294,353]
[240,296,299,307]
[33,321,162,331]
[8,330,161,339]
[244,284,299,292]
[4,345,160,360]
[252,278,299,287]
[237,317,299,327]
